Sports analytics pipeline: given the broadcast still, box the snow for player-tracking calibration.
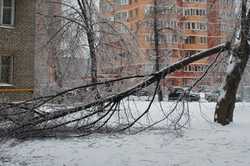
[1,101,250,166]
[0,83,14,87]
[226,52,238,75]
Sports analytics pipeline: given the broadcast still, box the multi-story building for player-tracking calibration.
[99,0,236,88]
[0,0,36,101]
[0,0,65,101]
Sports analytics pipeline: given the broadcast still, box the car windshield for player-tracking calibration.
[175,89,184,93]
[212,90,220,95]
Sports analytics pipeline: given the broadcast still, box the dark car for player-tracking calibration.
[185,93,201,101]
[205,90,242,102]
[134,90,151,97]
[168,87,200,101]
[205,90,220,102]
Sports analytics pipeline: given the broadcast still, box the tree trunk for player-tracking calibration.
[214,44,249,125]
[87,32,98,84]
[87,31,101,99]
[153,0,163,101]
[78,0,100,98]
[214,0,250,125]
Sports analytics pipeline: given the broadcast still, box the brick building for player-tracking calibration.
[0,0,64,101]
[99,0,236,88]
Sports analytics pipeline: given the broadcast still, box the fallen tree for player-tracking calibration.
[0,42,231,138]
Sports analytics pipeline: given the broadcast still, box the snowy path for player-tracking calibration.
[1,102,250,166]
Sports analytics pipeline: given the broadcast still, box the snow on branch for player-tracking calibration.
[0,42,230,138]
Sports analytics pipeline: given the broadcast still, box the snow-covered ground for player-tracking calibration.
[1,101,250,166]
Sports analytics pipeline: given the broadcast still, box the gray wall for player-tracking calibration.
[0,0,36,100]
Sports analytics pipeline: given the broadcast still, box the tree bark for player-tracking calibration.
[153,0,163,101]
[214,44,249,125]
[87,31,101,99]
[87,31,98,84]
[214,0,250,125]
[77,1,100,98]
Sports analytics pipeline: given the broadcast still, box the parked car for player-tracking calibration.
[185,92,201,101]
[205,90,220,102]
[133,90,151,97]
[130,90,152,101]
[168,87,200,101]
[205,90,242,102]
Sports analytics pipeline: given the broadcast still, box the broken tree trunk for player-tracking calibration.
[214,0,250,125]
[3,42,229,138]
[214,43,250,125]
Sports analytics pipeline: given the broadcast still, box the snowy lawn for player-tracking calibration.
[1,101,250,166]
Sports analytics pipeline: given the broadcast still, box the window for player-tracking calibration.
[185,22,207,31]
[184,8,206,16]
[115,0,129,5]
[158,20,176,29]
[101,0,113,13]
[145,33,177,44]
[144,4,176,17]
[129,8,138,19]
[116,24,128,33]
[183,64,208,72]
[184,0,207,2]
[144,5,154,16]
[0,56,12,83]
[185,36,195,44]
[0,0,15,26]
[183,50,196,57]
[199,36,207,44]
[114,11,128,21]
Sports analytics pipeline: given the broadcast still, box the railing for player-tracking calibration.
[0,88,33,102]
[0,88,33,93]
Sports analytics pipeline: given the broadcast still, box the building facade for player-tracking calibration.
[0,0,65,101]
[99,0,236,88]
[0,0,36,101]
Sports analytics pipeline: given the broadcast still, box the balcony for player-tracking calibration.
[182,2,207,9]
[183,29,207,36]
[181,43,208,50]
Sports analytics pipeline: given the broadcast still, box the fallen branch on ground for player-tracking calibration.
[0,42,230,138]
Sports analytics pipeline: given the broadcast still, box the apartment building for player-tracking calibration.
[0,0,62,101]
[99,0,236,88]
